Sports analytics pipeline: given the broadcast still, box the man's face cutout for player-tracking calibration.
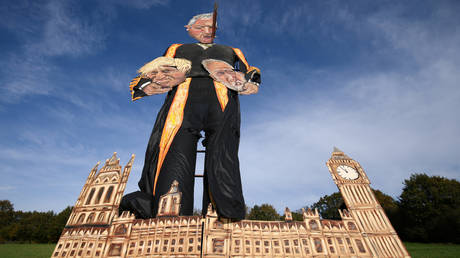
[146,65,186,88]
[203,60,246,91]
[187,18,214,44]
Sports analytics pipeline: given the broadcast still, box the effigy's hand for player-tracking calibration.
[143,83,171,95]
[239,82,259,95]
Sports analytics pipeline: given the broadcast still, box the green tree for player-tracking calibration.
[308,189,398,220]
[398,174,460,243]
[247,204,280,221]
[308,192,344,220]
[280,210,304,221]
[0,200,15,241]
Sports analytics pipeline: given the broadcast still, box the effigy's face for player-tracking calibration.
[204,60,246,91]
[146,65,186,88]
[187,18,214,43]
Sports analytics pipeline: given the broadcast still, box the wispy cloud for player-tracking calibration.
[0,0,108,103]
[36,1,108,57]
[0,186,15,191]
[0,0,169,104]
[108,0,171,9]
[236,1,460,211]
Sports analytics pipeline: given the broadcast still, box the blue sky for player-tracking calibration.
[1,0,459,213]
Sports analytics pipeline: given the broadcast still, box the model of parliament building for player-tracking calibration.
[53,149,410,257]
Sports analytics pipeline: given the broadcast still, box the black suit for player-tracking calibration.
[122,43,260,219]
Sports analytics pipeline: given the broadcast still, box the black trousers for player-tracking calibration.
[153,77,241,217]
[120,77,244,219]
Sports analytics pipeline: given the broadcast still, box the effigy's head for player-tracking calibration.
[185,13,215,44]
[138,57,191,87]
[202,59,246,91]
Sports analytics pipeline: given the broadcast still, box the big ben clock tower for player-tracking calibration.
[326,147,410,257]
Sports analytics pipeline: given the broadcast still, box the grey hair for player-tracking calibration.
[202,59,232,70]
[187,13,213,26]
[138,57,192,75]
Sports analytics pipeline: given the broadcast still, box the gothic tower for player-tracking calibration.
[66,152,134,227]
[52,153,134,258]
[326,147,410,257]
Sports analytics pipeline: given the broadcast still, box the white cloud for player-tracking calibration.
[0,0,169,103]
[0,186,15,191]
[37,0,107,57]
[0,0,109,103]
[108,0,170,9]
[236,2,460,212]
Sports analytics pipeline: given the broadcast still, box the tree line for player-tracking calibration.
[0,201,72,243]
[1,173,458,244]
[246,174,460,244]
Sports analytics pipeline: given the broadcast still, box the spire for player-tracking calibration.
[284,207,292,222]
[106,152,119,165]
[331,146,351,160]
[90,161,100,176]
[125,154,135,167]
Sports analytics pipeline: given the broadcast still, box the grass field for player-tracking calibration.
[405,242,460,258]
[0,242,459,257]
[0,243,55,258]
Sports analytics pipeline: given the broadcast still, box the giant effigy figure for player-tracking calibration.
[121,11,260,220]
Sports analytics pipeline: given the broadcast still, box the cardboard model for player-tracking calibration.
[53,149,410,257]
[125,12,261,221]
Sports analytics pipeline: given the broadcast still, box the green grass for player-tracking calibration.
[405,242,460,258]
[0,243,56,258]
[0,242,459,257]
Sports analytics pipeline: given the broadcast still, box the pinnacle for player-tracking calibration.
[126,154,136,166]
[107,152,118,164]
[333,146,343,153]
[331,146,351,160]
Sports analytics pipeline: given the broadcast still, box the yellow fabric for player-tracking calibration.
[129,76,143,101]
[232,48,260,75]
[153,78,192,194]
[213,81,228,112]
[165,44,182,58]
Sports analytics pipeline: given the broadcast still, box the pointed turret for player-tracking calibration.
[113,154,135,209]
[107,152,119,165]
[99,152,122,174]
[284,207,293,222]
[331,146,351,160]
[125,154,135,168]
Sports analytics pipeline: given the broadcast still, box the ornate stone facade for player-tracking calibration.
[53,150,410,257]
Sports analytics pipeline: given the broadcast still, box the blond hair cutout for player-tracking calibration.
[137,57,192,76]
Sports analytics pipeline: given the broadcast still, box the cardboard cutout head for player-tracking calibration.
[138,57,191,88]
[202,59,247,91]
[186,13,215,44]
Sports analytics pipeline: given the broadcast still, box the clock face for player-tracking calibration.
[336,165,359,180]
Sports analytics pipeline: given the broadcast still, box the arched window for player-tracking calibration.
[68,214,75,224]
[355,239,366,253]
[314,238,323,253]
[86,213,95,223]
[85,188,96,205]
[114,225,127,235]
[77,214,86,223]
[347,222,357,231]
[160,199,167,214]
[309,220,319,230]
[108,243,122,256]
[98,212,105,222]
[94,187,105,204]
[104,186,114,203]
[172,197,178,213]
